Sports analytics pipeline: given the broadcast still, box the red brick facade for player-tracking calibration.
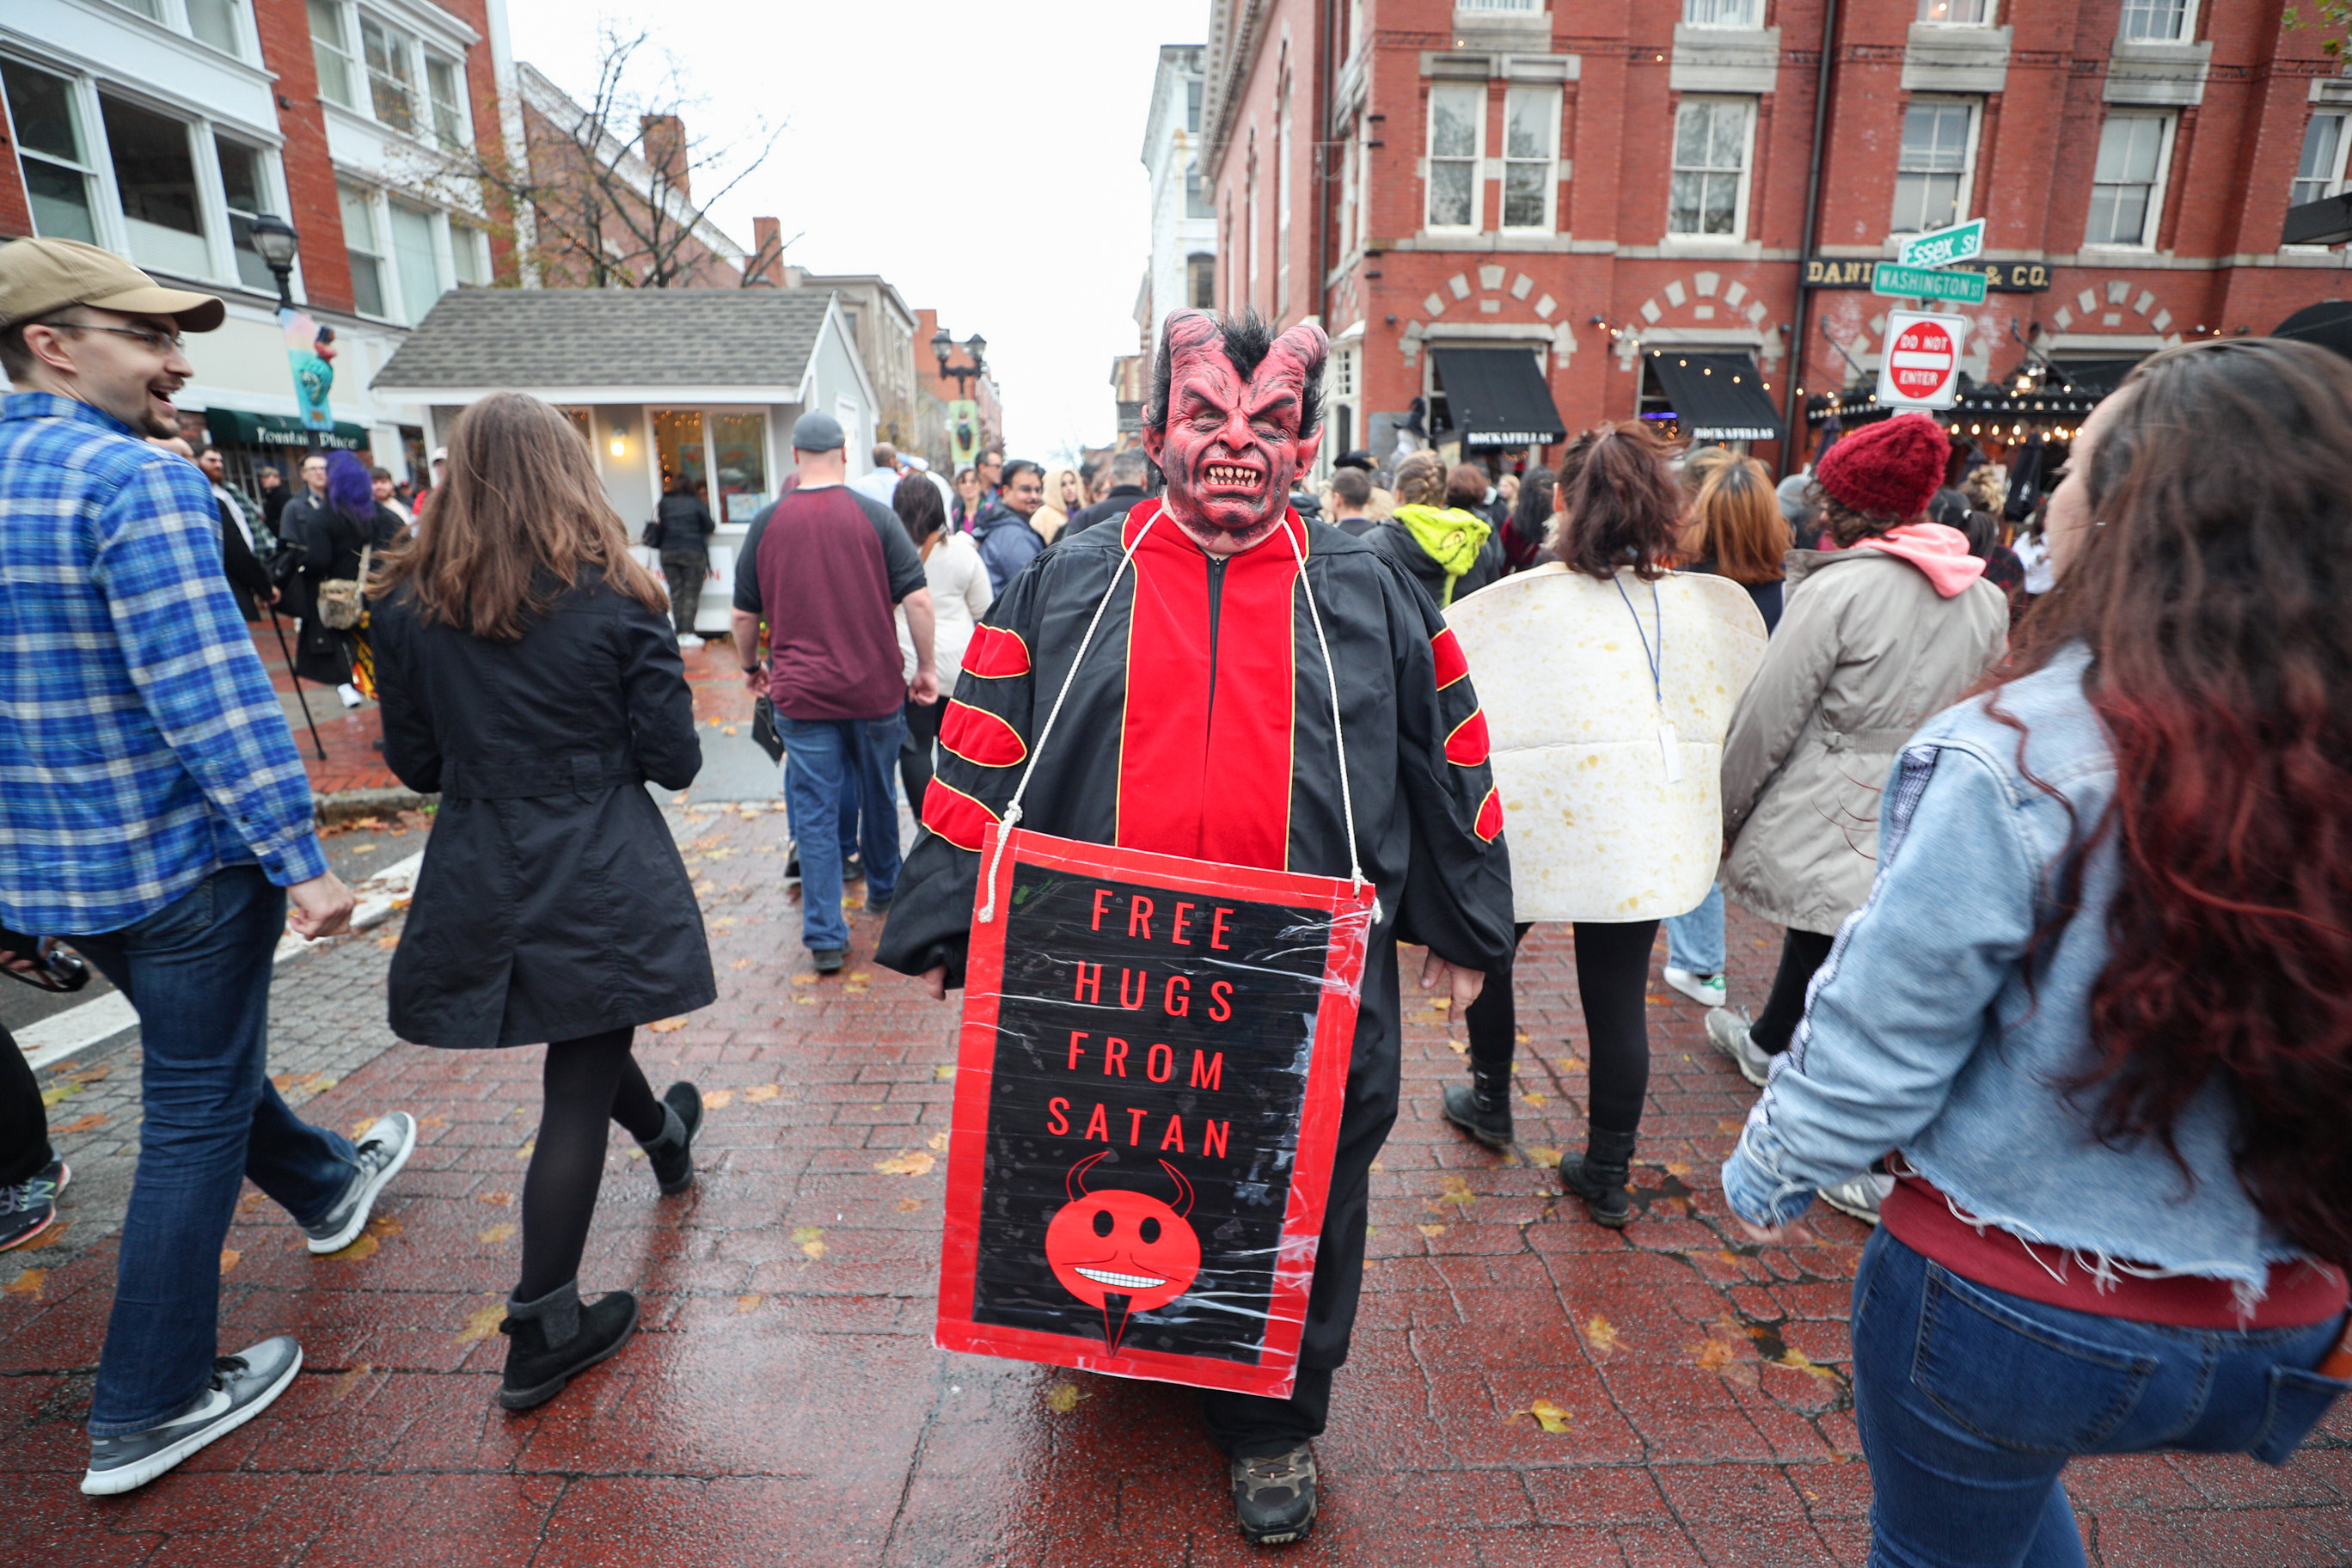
[250,0,359,313]
[1201,0,2352,470]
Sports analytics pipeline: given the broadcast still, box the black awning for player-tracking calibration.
[1646,352,1782,442]
[1429,346,1566,446]
[2045,357,2146,397]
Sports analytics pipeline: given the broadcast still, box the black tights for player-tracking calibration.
[1464,920,1661,1137]
[517,1026,667,1302]
[1750,928,1837,1057]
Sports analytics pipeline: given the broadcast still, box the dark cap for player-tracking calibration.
[790,409,845,452]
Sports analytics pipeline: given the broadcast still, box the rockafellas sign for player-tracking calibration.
[935,826,1373,1398]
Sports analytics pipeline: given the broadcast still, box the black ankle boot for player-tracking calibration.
[1558,1126,1640,1228]
[638,1082,703,1196]
[1440,1059,1514,1148]
[497,1279,639,1410]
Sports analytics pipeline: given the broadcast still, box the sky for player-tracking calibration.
[502,0,1208,469]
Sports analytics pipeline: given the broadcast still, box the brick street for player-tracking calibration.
[4,746,2348,1565]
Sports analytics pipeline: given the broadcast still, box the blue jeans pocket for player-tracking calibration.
[126,875,217,945]
[2248,1361,2349,1466]
[1914,1263,2157,1454]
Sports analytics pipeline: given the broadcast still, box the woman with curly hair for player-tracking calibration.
[1719,336,2352,1568]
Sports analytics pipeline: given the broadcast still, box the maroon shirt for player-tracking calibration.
[732,484,927,721]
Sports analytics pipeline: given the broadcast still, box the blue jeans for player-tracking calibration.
[1663,881,1726,976]
[67,867,358,1432]
[1852,1228,2349,1567]
[781,714,904,952]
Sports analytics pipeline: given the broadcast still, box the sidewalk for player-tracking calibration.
[4,796,2346,1566]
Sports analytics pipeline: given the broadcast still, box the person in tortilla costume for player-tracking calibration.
[877,309,1515,1547]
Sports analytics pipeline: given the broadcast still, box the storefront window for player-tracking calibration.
[711,413,769,524]
[652,410,708,498]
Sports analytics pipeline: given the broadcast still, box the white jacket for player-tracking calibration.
[897,530,994,688]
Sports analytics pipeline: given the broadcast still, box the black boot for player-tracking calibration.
[1558,1126,1640,1228]
[637,1082,703,1196]
[1440,1059,1514,1148]
[497,1279,639,1411]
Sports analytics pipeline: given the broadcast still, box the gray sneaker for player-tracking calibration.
[82,1336,301,1496]
[1705,1008,1773,1088]
[1231,1442,1318,1545]
[1820,1173,1893,1226]
[303,1112,416,1254]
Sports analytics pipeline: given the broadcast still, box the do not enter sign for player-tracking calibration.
[1874,309,1969,409]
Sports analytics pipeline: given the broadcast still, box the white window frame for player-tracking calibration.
[2083,111,2175,251]
[339,180,391,318]
[309,0,359,111]
[212,132,285,293]
[2290,111,2352,209]
[1916,0,1994,23]
[2117,0,2195,43]
[1458,0,1540,11]
[1667,95,1756,242]
[96,89,219,283]
[2,57,107,249]
[1424,80,1486,234]
[1500,84,1561,232]
[423,51,471,151]
[358,12,422,138]
[1890,96,1981,236]
[447,218,487,286]
[1682,0,1761,27]
[307,2,474,150]
[89,0,257,61]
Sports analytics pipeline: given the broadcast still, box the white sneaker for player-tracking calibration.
[336,683,364,708]
[677,634,705,649]
[1820,1173,1894,1226]
[1705,1007,1773,1088]
[1664,966,1727,1008]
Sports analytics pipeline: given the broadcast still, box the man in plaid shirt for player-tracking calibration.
[0,239,418,1496]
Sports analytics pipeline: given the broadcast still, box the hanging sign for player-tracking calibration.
[1896,217,1986,271]
[935,824,1375,1398]
[1876,309,1968,410]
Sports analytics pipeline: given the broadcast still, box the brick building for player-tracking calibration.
[1199,0,2352,476]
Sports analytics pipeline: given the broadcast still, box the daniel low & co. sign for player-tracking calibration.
[1803,258,2052,293]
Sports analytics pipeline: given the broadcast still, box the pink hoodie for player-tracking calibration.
[1848,522,1986,598]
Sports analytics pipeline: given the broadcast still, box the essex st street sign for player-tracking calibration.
[1897,218,1985,271]
[1871,261,1989,304]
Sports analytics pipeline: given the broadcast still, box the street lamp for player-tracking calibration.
[249,214,300,310]
[932,329,988,395]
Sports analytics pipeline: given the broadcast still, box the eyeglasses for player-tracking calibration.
[44,319,186,353]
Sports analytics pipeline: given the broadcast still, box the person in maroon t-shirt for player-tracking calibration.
[731,411,937,971]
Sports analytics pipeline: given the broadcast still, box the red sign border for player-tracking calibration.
[934,824,1375,1398]
[1889,318,1957,400]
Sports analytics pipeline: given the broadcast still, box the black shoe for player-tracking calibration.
[1559,1126,1640,1228]
[303,1112,416,1253]
[842,853,864,883]
[83,1336,302,1495]
[639,1082,703,1196]
[0,1158,68,1253]
[1231,1443,1318,1545]
[1441,1081,1513,1149]
[812,947,847,974]
[497,1279,639,1411]
[863,892,891,916]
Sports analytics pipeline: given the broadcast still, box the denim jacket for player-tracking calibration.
[1721,642,2315,1293]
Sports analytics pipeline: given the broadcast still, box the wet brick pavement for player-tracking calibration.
[5,797,2349,1565]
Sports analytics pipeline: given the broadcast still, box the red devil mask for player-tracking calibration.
[1142,310,1328,549]
[1044,1151,1203,1352]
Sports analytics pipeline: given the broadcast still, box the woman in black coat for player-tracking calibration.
[295,450,406,699]
[368,392,715,1412]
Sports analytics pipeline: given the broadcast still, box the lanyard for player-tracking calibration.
[1614,573,1664,709]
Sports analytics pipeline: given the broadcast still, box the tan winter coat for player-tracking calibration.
[1720,548,2008,934]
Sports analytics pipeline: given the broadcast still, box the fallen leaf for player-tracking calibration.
[324,1363,374,1405]
[626,1148,645,1161]
[389,897,411,910]
[1515,1030,1531,1044]
[731,959,753,970]
[1416,1223,1447,1238]
[1665,1161,1694,1178]
[1430,997,1451,1011]
[1693,1337,1739,1373]
[376,933,399,950]
[791,1225,827,1260]
[896,1196,922,1213]
[671,792,690,805]
[39,1084,80,1107]
[1510,1398,1573,1434]
[5,1269,46,1298]
[736,1294,765,1314]
[794,995,818,1007]
[1524,1145,1562,1169]
[324,1232,379,1261]
[12,1222,68,1252]
[53,1112,105,1135]
[934,1064,956,1081]
[60,1065,109,1085]
[720,726,738,737]
[517,1139,536,1161]
[1447,1038,1467,1055]
[709,916,737,932]
[791,974,822,988]
[744,1084,781,1103]
[1436,1174,1476,1207]
[477,1190,512,1206]
[1521,1090,1550,1107]
[220,1248,242,1274]
[702,1088,734,1110]
[927,1129,951,1152]
[874,1150,935,1177]
[1584,1316,1620,1355]
[1044,1380,1092,1413]
[1777,1348,1841,1383]
[419,1113,450,1130]
[478,1222,516,1245]
[1718,1118,1748,1136]
[648,1017,688,1033]
[456,1302,507,1343]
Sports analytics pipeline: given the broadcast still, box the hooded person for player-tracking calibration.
[1369,452,1507,608]
[1703,413,2008,1222]
[293,447,404,702]
[875,309,1514,1547]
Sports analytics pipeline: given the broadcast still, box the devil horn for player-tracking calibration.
[1068,1149,1111,1204]
[1160,1160,1195,1219]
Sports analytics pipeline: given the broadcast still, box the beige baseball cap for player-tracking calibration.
[0,237,226,333]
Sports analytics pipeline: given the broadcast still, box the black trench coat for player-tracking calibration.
[370,570,715,1048]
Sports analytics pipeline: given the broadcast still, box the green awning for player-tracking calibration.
[202,409,371,450]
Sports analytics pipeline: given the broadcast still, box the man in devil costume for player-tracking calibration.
[877,309,1514,1546]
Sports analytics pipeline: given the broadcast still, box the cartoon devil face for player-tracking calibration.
[1143,310,1327,548]
[1044,1151,1202,1352]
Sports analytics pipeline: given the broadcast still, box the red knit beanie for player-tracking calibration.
[1815,413,1948,522]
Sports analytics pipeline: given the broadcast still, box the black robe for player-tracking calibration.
[877,501,1514,1375]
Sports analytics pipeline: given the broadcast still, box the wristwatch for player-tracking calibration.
[741,661,763,676]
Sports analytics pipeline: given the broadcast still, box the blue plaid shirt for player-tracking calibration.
[0,393,327,934]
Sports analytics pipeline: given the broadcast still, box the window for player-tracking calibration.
[1891,100,1975,235]
[425,54,467,148]
[1425,82,1483,230]
[309,1,356,109]
[1185,78,1202,133]
[1502,86,1559,230]
[1187,253,1216,309]
[216,138,277,292]
[2086,113,2169,247]
[102,0,163,19]
[360,16,418,134]
[1459,0,1539,10]
[1683,0,1761,25]
[450,221,486,286]
[185,0,245,56]
[1917,0,1991,21]
[339,183,387,315]
[2118,0,2191,41]
[2291,113,2350,208]
[101,95,209,278]
[1185,166,1212,219]
[1669,97,1753,237]
[3,62,100,244]
[389,201,441,323]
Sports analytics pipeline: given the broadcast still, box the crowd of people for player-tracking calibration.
[0,238,2345,1563]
